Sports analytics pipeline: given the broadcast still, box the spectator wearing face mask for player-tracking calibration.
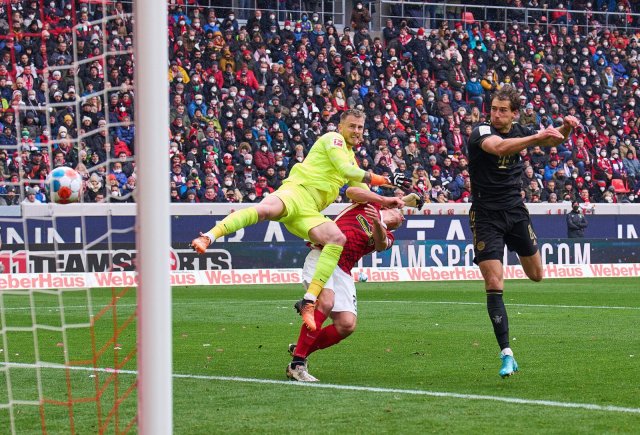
[350,1,371,32]
[566,201,588,238]
[622,150,640,183]
[254,141,275,172]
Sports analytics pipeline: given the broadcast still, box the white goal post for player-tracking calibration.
[133,0,172,433]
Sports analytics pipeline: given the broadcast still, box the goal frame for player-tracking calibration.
[133,0,172,433]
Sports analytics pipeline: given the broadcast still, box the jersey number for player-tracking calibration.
[497,155,517,169]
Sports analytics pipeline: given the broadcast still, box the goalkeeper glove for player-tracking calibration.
[402,192,426,211]
[391,172,412,189]
[414,192,425,211]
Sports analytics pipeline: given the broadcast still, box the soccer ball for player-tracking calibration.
[357,272,368,282]
[47,167,83,204]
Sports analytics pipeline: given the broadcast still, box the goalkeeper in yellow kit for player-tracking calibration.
[191,109,409,331]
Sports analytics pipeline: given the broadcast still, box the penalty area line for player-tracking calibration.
[3,362,638,415]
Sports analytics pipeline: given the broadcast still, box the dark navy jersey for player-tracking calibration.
[468,122,538,210]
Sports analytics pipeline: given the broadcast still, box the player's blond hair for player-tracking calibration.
[340,108,365,122]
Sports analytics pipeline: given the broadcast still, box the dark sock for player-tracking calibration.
[291,356,306,368]
[486,290,510,350]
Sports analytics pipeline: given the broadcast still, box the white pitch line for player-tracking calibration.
[2,362,639,415]
[2,300,639,311]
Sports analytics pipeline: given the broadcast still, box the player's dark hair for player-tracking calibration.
[340,108,365,122]
[492,85,520,112]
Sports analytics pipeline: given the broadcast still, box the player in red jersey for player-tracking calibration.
[286,186,423,382]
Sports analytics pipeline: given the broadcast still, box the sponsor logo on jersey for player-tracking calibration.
[333,138,343,147]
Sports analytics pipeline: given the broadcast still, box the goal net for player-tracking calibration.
[0,0,170,433]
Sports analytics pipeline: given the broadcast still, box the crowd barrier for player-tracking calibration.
[2,263,640,290]
[1,203,637,287]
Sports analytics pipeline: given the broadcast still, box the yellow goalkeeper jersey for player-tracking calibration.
[283,132,368,210]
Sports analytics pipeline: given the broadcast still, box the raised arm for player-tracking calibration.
[363,204,391,251]
[345,186,405,208]
[481,126,564,157]
[325,144,388,186]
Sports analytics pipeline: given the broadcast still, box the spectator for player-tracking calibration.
[623,151,640,184]
[350,2,371,32]
[10,3,640,206]
[0,186,20,206]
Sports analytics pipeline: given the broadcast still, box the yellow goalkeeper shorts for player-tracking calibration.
[272,184,332,240]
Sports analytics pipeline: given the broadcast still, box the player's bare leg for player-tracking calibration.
[288,290,356,381]
[519,252,544,282]
[479,259,518,378]
[191,195,286,253]
[295,222,346,331]
[328,312,356,338]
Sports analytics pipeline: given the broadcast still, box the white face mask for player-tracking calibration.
[585,176,591,182]
[248,194,256,200]
[224,180,232,186]
[261,146,267,152]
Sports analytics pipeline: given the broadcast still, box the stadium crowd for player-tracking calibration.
[1,0,640,205]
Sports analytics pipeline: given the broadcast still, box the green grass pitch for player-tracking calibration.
[1,278,639,433]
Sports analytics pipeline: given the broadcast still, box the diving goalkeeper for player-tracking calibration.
[191,109,410,331]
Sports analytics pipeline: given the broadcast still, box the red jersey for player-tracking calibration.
[314,203,395,275]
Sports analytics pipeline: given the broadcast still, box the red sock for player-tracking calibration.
[293,310,327,358]
[308,324,344,356]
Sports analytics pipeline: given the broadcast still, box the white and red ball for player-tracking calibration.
[47,167,83,204]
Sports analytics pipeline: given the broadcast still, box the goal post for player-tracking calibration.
[133,0,172,433]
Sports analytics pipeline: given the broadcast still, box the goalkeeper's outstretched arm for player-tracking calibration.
[345,186,405,208]
[326,145,389,186]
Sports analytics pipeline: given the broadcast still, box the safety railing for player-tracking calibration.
[379,1,640,34]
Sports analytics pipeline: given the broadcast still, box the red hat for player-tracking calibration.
[417,27,425,36]
[258,176,266,181]
[576,176,584,183]
[285,20,291,26]
[242,49,252,56]
[432,165,441,171]
[225,165,234,172]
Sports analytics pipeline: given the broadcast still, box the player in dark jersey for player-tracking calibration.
[286,186,422,382]
[468,85,579,378]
